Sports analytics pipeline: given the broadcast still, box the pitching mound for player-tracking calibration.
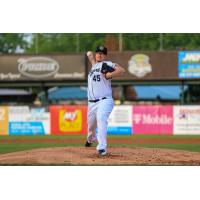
[0,147,200,165]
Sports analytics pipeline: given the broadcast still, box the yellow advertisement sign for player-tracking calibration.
[0,106,8,135]
[59,109,82,132]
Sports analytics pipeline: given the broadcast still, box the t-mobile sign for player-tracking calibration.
[133,105,173,134]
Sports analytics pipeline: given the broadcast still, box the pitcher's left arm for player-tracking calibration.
[105,63,125,79]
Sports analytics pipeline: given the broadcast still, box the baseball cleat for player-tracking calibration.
[98,149,107,156]
[85,141,92,147]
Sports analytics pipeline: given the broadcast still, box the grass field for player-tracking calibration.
[1,134,200,154]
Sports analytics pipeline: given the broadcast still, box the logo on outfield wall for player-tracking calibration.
[59,109,82,132]
[18,57,60,78]
[177,108,200,120]
[128,54,152,77]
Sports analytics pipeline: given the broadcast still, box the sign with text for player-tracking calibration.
[107,105,132,135]
[133,105,173,134]
[178,51,200,78]
[0,54,85,81]
[9,122,46,135]
[8,106,50,135]
[50,105,87,134]
[174,106,200,134]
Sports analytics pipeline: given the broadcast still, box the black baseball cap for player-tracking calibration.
[95,46,107,55]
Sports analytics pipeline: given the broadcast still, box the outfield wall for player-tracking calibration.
[1,105,200,135]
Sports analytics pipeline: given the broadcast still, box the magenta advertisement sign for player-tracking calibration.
[133,106,173,134]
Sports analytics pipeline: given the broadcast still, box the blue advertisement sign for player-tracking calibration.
[107,126,132,135]
[178,51,200,78]
[9,122,45,135]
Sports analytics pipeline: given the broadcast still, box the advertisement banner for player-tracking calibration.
[178,51,200,78]
[8,106,50,135]
[0,106,8,135]
[174,106,200,134]
[9,122,46,135]
[133,105,173,134]
[0,54,85,81]
[50,105,87,134]
[107,105,132,135]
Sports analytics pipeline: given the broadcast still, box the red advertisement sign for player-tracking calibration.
[50,105,87,134]
[133,105,173,134]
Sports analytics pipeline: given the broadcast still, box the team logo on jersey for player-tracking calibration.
[88,68,100,76]
[128,54,152,77]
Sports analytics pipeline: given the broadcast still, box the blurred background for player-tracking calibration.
[0,33,200,106]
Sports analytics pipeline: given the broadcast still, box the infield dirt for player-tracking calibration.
[1,147,200,165]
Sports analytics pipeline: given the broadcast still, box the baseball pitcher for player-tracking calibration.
[85,45,125,156]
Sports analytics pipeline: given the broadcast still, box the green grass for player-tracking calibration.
[1,134,200,140]
[110,134,200,139]
[0,134,86,140]
[1,134,200,154]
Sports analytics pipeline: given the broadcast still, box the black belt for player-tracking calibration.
[89,97,107,103]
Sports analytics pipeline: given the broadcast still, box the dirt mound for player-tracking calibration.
[1,147,200,165]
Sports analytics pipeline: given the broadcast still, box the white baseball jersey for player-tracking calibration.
[88,61,115,100]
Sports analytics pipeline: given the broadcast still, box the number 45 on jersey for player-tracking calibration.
[93,75,100,82]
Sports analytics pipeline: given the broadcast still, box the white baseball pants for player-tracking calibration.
[87,97,114,151]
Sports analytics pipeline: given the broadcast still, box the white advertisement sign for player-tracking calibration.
[8,106,50,135]
[9,106,30,121]
[107,105,132,135]
[174,106,200,134]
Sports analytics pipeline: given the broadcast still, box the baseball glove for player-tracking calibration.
[101,62,115,74]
